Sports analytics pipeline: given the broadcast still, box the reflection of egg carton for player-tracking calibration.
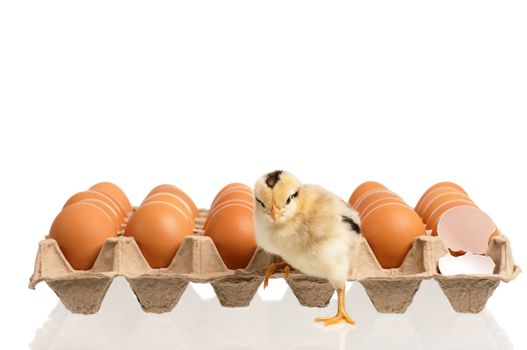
[29,210,520,315]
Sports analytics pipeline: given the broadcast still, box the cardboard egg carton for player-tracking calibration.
[29,209,520,315]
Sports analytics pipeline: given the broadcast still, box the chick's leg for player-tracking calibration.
[263,261,291,289]
[314,288,355,326]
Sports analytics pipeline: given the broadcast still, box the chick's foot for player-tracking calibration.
[314,288,355,326]
[263,261,291,289]
[314,311,355,326]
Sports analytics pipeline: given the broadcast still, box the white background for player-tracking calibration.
[1,0,526,348]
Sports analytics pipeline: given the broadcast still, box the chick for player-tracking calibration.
[254,170,362,326]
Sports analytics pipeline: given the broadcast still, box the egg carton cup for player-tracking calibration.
[29,210,520,315]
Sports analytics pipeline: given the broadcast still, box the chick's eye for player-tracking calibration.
[256,198,266,209]
[286,191,299,205]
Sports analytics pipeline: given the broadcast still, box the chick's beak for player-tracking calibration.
[271,203,281,223]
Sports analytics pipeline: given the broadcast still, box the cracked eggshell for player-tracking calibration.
[438,252,496,275]
[428,200,477,232]
[437,206,499,254]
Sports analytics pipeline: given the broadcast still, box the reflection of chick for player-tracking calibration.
[254,170,362,326]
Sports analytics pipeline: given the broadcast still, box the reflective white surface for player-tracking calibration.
[30,278,511,350]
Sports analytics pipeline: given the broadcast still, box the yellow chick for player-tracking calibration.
[254,170,361,326]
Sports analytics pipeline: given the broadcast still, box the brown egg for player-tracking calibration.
[148,185,198,218]
[427,200,478,233]
[49,202,117,270]
[355,191,404,215]
[90,182,132,217]
[124,201,194,268]
[416,187,467,217]
[64,190,124,221]
[415,182,467,215]
[421,192,472,224]
[204,200,254,230]
[211,189,255,209]
[204,203,256,269]
[362,203,426,268]
[361,197,408,219]
[348,181,386,207]
[211,183,252,207]
[143,192,195,226]
[79,199,122,231]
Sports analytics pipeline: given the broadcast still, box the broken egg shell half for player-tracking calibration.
[428,199,478,231]
[437,206,498,255]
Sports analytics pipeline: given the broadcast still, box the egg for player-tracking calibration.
[362,203,426,268]
[204,200,254,230]
[204,203,256,269]
[211,189,254,209]
[428,199,478,232]
[124,201,194,268]
[348,181,386,207]
[90,182,132,217]
[355,190,404,215]
[210,183,252,207]
[437,206,499,254]
[415,182,467,215]
[148,185,198,218]
[49,201,118,270]
[361,197,408,219]
[78,198,122,231]
[64,190,123,221]
[143,192,195,225]
[420,192,472,224]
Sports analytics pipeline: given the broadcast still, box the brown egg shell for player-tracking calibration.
[49,201,118,270]
[90,182,132,217]
[148,184,198,218]
[362,203,426,268]
[64,190,124,222]
[124,201,194,268]
[415,182,467,215]
[204,203,256,270]
[348,181,387,207]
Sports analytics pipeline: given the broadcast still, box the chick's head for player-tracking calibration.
[254,170,301,225]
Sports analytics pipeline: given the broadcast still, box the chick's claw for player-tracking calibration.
[263,261,291,289]
[314,313,355,326]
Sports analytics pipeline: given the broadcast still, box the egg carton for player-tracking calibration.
[29,210,520,315]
